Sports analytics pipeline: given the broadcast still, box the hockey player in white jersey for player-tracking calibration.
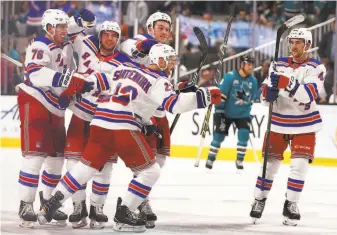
[16,9,95,228]
[37,44,222,232]
[120,11,172,227]
[249,28,326,226]
[64,21,133,229]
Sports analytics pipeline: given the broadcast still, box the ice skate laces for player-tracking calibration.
[288,202,299,214]
[73,202,83,214]
[126,207,139,220]
[95,205,104,215]
[140,200,153,214]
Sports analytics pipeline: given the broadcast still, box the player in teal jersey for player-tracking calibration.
[206,55,258,170]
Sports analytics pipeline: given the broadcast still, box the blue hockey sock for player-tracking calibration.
[207,132,225,161]
[237,128,249,161]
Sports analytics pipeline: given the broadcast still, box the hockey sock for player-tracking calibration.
[67,159,87,203]
[286,158,309,202]
[156,154,166,168]
[122,163,160,211]
[237,128,249,161]
[54,162,98,204]
[254,158,281,200]
[18,155,45,202]
[91,162,112,207]
[207,132,225,161]
[40,157,64,200]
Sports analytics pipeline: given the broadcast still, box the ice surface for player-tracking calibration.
[1,148,337,235]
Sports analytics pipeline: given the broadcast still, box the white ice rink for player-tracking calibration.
[1,148,337,235]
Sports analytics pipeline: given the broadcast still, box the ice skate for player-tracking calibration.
[138,199,157,228]
[37,191,66,227]
[283,200,300,226]
[89,204,108,229]
[69,200,88,228]
[113,197,146,232]
[205,160,214,169]
[250,198,266,224]
[18,201,37,228]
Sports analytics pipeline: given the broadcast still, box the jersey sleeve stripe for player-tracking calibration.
[304,83,318,101]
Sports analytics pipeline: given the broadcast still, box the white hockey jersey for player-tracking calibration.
[68,33,133,121]
[90,62,204,131]
[263,57,326,134]
[120,34,167,118]
[17,17,84,117]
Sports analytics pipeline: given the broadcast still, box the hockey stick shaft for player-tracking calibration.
[194,3,235,167]
[261,15,305,187]
[170,27,208,135]
[1,53,23,67]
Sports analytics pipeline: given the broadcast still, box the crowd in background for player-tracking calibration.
[1,1,336,104]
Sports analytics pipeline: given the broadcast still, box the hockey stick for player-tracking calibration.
[194,3,235,167]
[1,53,23,67]
[261,15,305,190]
[170,27,208,135]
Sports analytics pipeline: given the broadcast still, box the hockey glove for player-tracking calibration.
[270,72,299,95]
[261,84,279,102]
[141,125,159,136]
[136,39,158,54]
[196,87,222,108]
[175,81,198,93]
[74,9,96,29]
[58,73,94,109]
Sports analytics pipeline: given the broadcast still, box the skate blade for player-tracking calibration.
[19,220,35,228]
[145,221,155,229]
[90,219,105,229]
[283,217,298,226]
[37,213,48,225]
[44,220,67,227]
[72,218,88,229]
[113,222,146,233]
[251,217,259,224]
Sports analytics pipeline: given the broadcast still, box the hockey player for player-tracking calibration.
[120,11,172,228]
[205,55,258,170]
[64,21,134,229]
[249,28,326,226]
[37,44,222,232]
[16,9,94,228]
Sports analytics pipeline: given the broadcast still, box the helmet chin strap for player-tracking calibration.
[46,27,56,41]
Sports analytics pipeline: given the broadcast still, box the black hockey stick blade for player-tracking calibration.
[193,27,208,55]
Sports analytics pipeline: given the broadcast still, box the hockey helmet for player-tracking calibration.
[146,12,172,32]
[149,44,177,71]
[287,28,312,51]
[99,21,121,43]
[240,55,254,64]
[42,9,69,32]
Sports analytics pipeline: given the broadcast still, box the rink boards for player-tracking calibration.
[1,96,337,166]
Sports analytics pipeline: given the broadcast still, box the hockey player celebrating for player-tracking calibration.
[37,44,222,232]
[205,55,258,170]
[64,21,133,229]
[120,11,172,228]
[250,28,326,226]
[16,9,94,228]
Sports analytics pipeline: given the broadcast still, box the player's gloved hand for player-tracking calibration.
[74,9,96,29]
[58,73,95,109]
[261,83,279,102]
[270,72,299,94]
[175,81,198,93]
[196,86,222,108]
[141,125,159,136]
[136,39,158,54]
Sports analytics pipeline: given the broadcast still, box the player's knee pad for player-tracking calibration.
[43,156,65,175]
[260,158,281,180]
[156,154,166,168]
[290,157,309,179]
[21,155,45,175]
[136,162,161,187]
[238,128,249,143]
[66,158,79,171]
[94,162,113,182]
[211,132,225,148]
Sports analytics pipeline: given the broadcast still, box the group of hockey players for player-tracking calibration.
[16,5,326,232]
